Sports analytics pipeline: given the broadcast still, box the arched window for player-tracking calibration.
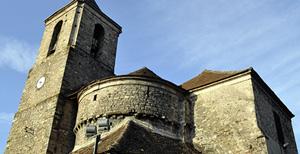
[91,24,105,58]
[48,21,63,56]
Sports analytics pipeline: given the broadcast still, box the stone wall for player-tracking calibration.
[191,74,267,153]
[74,76,188,147]
[6,1,121,154]
[75,3,121,72]
[17,2,78,111]
[35,2,77,65]
[6,96,57,154]
[6,3,78,154]
[51,2,122,153]
[62,2,122,93]
[253,79,298,154]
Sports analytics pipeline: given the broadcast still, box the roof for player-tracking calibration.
[72,120,200,154]
[128,67,162,79]
[80,0,102,13]
[181,68,294,118]
[181,68,250,90]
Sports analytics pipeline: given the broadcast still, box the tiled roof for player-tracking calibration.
[181,69,250,90]
[128,67,162,79]
[72,120,200,154]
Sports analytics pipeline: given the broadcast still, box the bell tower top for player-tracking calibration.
[35,0,122,71]
[76,0,102,12]
[35,0,122,91]
[45,0,121,30]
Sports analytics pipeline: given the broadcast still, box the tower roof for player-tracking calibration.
[77,0,102,13]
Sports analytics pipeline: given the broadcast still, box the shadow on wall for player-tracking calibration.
[188,93,200,152]
[252,79,298,154]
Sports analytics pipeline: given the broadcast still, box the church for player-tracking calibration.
[5,0,298,153]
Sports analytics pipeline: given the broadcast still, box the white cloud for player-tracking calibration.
[0,112,14,124]
[0,37,37,73]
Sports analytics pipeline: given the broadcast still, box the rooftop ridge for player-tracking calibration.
[202,67,253,74]
[181,67,252,90]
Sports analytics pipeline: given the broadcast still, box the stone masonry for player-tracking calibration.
[183,69,298,153]
[190,72,267,153]
[74,75,189,148]
[6,1,121,153]
[5,1,298,154]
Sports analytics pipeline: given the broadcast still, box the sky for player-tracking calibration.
[0,0,299,152]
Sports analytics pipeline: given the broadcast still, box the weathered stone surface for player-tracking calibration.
[191,74,268,153]
[5,0,298,154]
[5,1,121,154]
[253,79,298,154]
[6,97,57,154]
[74,76,189,147]
[190,71,298,154]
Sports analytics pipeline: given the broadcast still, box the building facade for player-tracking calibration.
[5,0,298,153]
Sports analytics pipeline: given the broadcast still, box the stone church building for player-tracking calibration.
[5,0,298,153]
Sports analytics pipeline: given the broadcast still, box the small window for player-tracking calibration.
[273,111,284,146]
[93,95,97,101]
[48,21,63,56]
[91,24,104,58]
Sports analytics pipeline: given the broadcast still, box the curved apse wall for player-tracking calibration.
[74,76,190,146]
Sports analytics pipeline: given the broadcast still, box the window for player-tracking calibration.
[91,24,104,58]
[93,95,97,101]
[273,111,284,146]
[48,21,63,56]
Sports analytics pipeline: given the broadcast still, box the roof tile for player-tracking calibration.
[181,69,249,90]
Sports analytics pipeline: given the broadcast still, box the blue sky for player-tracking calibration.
[0,0,299,152]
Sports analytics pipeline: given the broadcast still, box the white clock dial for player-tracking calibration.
[36,76,46,89]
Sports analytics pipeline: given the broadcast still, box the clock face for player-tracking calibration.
[36,76,46,89]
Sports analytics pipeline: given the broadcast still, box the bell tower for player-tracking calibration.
[5,0,121,153]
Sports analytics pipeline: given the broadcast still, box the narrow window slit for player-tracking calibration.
[93,95,97,101]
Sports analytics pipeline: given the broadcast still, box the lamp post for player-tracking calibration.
[85,117,110,154]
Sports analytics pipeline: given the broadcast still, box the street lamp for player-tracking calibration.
[85,117,111,154]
